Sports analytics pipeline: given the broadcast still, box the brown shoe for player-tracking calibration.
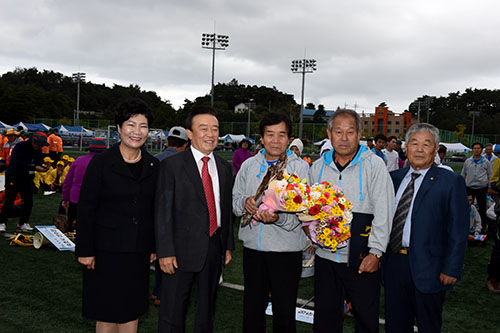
[487,279,500,293]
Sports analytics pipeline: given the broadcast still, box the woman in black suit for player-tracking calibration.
[76,98,158,332]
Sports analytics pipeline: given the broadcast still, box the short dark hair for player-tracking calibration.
[374,134,387,142]
[327,109,362,132]
[438,144,447,154]
[259,112,292,137]
[472,142,483,149]
[387,135,397,142]
[366,138,373,142]
[115,98,154,128]
[185,106,218,131]
[167,136,187,148]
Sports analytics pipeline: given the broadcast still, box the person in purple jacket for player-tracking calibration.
[232,138,252,176]
[62,138,106,232]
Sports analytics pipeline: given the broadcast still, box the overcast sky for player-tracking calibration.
[1,0,499,114]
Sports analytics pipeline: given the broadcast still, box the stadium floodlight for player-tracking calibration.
[291,59,317,139]
[201,32,230,107]
[72,72,86,126]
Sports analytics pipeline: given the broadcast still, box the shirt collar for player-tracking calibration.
[407,165,431,179]
[190,145,214,162]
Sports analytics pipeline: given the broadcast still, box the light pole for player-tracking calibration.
[469,111,480,139]
[72,72,86,126]
[201,32,229,107]
[291,59,316,139]
[246,99,255,138]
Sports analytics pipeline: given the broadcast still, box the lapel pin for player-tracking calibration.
[430,177,434,180]
[150,162,153,166]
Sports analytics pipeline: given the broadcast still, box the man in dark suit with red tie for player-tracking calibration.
[155,107,234,332]
[383,123,469,333]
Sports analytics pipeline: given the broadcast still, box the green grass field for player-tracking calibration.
[1,153,499,332]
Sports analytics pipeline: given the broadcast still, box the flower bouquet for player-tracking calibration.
[255,171,310,216]
[298,182,353,252]
[253,171,353,252]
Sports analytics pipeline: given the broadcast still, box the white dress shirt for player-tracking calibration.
[190,146,221,228]
[394,166,431,247]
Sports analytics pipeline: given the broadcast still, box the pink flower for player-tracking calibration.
[321,206,332,215]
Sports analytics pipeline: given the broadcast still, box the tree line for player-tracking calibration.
[2,67,500,135]
[409,89,500,135]
[0,68,299,130]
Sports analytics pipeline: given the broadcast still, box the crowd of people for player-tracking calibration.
[1,100,499,333]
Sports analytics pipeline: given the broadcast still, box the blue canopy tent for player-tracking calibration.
[12,122,50,132]
[56,125,94,137]
[0,121,12,129]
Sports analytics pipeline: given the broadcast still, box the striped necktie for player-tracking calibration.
[389,172,421,252]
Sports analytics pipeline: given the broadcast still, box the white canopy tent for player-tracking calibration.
[219,134,255,144]
[440,142,471,153]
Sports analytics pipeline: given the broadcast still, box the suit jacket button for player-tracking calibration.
[132,218,138,224]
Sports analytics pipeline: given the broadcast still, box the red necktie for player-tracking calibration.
[201,156,218,236]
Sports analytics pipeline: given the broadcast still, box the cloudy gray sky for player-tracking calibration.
[1,0,499,113]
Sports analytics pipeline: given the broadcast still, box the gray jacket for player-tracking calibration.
[461,156,492,189]
[308,145,395,264]
[233,149,309,252]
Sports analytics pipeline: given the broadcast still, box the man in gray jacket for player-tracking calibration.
[233,112,309,332]
[462,142,492,230]
[309,109,394,332]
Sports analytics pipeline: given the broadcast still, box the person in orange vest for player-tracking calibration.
[48,128,63,162]
[1,130,7,148]
[19,131,29,141]
[303,155,312,165]
[0,129,22,170]
[41,130,50,158]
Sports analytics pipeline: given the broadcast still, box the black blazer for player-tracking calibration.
[155,149,234,272]
[75,145,159,257]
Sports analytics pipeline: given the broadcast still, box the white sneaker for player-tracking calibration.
[17,224,34,232]
[0,223,5,232]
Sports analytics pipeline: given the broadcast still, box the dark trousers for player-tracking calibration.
[313,256,380,333]
[467,187,488,229]
[383,252,445,333]
[49,151,61,163]
[158,234,222,333]
[67,202,78,232]
[488,217,500,280]
[242,248,302,333]
[0,179,33,226]
[153,260,162,299]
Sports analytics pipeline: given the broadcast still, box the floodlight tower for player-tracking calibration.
[201,32,229,107]
[72,72,86,126]
[291,59,316,139]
